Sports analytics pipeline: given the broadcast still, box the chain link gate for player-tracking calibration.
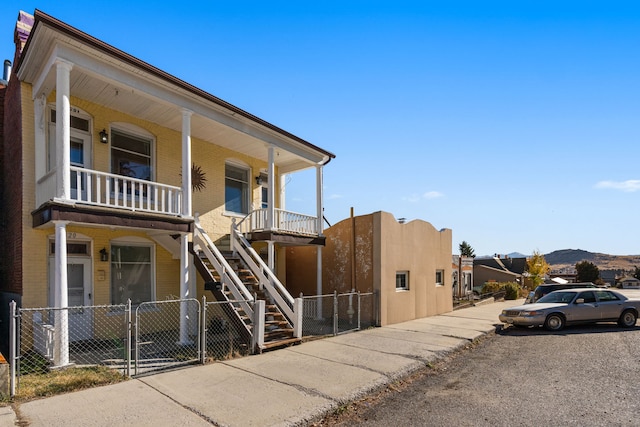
[134,299,201,376]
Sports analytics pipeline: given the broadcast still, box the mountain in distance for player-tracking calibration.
[477,249,640,273]
[544,249,640,273]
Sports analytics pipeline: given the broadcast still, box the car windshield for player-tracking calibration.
[536,291,575,304]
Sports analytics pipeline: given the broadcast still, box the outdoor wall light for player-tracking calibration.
[255,175,263,185]
[99,247,109,262]
[99,129,108,144]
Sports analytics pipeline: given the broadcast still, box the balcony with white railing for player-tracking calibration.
[36,166,184,216]
[236,208,319,237]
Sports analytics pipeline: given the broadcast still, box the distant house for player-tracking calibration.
[617,277,640,289]
[452,255,473,298]
[473,255,526,290]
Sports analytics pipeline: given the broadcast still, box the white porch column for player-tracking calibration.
[267,145,275,230]
[34,94,46,182]
[316,164,324,235]
[316,164,324,317]
[179,233,191,345]
[267,146,276,271]
[53,220,70,367]
[267,241,275,271]
[181,109,193,217]
[55,59,73,201]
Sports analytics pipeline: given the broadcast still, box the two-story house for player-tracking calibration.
[0,10,334,363]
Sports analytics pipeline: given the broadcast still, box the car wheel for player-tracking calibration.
[618,310,637,328]
[544,313,565,331]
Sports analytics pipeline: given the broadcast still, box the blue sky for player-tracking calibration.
[2,1,640,256]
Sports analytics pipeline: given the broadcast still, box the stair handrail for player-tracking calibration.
[230,219,296,325]
[193,216,255,313]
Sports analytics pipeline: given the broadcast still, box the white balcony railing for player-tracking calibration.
[37,167,184,216]
[236,208,319,236]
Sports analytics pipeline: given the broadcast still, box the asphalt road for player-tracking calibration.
[317,323,640,426]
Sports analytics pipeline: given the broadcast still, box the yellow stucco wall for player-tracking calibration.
[20,89,275,308]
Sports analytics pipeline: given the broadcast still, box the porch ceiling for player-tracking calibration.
[17,11,334,174]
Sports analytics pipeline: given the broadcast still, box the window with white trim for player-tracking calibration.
[436,269,445,287]
[110,128,153,181]
[225,163,250,214]
[396,271,409,291]
[111,243,154,305]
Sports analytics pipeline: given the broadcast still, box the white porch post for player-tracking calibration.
[267,146,276,270]
[55,59,73,201]
[316,164,324,236]
[179,233,191,345]
[181,109,192,217]
[53,220,70,367]
[267,145,275,230]
[180,110,193,343]
[34,94,46,181]
[316,164,324,315]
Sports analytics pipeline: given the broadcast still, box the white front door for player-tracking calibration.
[49,257,93,341]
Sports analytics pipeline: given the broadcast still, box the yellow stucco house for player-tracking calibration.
[0,10,335,361]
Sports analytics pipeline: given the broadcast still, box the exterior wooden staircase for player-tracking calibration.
[191,224,301,352]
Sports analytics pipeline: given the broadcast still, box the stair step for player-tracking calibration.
[261,337,301,351]
[264,328,295,340]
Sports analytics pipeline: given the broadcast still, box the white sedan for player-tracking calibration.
[499,288,640,331]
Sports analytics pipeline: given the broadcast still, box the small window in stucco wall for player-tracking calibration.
[396,271,409,291]
[436,269,445,287]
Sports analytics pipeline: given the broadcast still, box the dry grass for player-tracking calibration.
[12,366,126,402]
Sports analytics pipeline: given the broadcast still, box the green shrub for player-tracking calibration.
[481,282,502,293]
[481,281,521,300]
[502,282,520,300]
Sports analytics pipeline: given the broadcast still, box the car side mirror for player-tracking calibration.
[575,298,584,304]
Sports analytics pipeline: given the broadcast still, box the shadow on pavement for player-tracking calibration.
[496,322,640,337]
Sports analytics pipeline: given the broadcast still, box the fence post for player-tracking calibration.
[357,291,361,331]
[252,300,265,353]
[293,298,303,338]
[126,299,132,378]
[9,301,16,398]
[333,291,338,336]
[200,296,207,364]
[134,301,140,376]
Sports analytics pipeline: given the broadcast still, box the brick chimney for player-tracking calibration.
[13,11,34,62]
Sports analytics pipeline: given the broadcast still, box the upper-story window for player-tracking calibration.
[48,107,92,172]
[110,128,153,181]
[259,173,268,209]
[225,163,249,214]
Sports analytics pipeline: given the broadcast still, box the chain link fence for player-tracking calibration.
[301,291,378,337]
[203,300,252,361]
[9,292,379,397]
[14,304,130,378]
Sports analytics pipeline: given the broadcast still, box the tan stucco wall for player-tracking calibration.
[286,211,453,326]
[374,212,452,325]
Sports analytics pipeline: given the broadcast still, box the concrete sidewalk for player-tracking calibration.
[4,299,516,427]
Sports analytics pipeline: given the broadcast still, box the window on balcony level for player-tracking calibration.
[225,163,249,214]
[110,129,153,181]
